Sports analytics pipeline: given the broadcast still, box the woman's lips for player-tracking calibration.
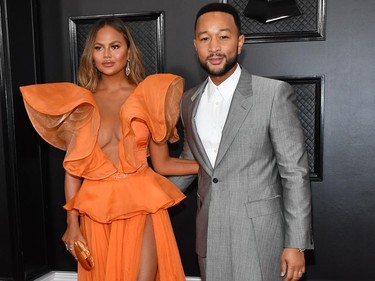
[102,61,114,67]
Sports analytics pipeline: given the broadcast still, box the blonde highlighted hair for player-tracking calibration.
[78,17,145,92]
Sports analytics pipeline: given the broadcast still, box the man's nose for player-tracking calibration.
[208,38,221,52]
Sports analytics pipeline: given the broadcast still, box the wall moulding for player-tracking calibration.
[69,11,165,83]
[273,75,324,181]
[221,0,326,43]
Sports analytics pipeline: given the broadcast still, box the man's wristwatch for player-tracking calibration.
[297,248,305,252]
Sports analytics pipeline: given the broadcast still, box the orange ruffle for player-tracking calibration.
[119,74,184,172]
[64,166,185,223]
[19,74,184,178]
[20,82,117,179]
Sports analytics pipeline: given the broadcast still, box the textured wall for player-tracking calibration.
[13,0,375,279]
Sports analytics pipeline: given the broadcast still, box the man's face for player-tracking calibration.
[194,11,244,84]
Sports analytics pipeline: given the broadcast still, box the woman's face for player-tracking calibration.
[92,25,130,77]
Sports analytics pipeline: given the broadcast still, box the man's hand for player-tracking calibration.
[280,248,305,281]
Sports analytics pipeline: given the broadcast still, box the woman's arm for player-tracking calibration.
[149,139,198,176]
[61,172,86,259]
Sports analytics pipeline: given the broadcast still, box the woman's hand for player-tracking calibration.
[62,172,87,259]
[61,214,87,259]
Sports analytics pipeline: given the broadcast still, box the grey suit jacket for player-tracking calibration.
[171,67,313,281]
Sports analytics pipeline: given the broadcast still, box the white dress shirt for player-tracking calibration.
[195,64,242,167]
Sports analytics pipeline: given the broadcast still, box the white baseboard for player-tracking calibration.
[34,271,201,281]
[34,272,76,281]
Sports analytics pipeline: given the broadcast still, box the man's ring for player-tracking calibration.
[65,244,68,250]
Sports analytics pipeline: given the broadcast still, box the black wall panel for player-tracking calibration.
[0,0,49,279]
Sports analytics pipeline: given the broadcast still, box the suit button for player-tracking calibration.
[212,178,218,183]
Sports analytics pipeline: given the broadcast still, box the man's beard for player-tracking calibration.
[198,53,238,77]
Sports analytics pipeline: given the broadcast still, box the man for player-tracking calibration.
[171,3,313,281]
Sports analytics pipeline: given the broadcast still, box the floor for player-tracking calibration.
[34,271,202,281]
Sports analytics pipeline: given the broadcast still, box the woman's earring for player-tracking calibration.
[125,59,130,76]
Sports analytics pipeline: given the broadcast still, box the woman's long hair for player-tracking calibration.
[78,17,145,92]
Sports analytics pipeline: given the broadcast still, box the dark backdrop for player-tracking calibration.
[1,0,375,280]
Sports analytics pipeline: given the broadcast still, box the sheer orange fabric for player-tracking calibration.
[20,74,187,280]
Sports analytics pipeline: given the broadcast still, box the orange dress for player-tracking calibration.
[20,74,187,280]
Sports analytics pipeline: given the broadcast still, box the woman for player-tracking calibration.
[20,17,198,280]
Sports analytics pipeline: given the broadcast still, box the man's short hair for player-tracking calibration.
[194,2,242,34]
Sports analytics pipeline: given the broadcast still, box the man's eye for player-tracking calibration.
[200,37,209,42]
[220,36,229,40]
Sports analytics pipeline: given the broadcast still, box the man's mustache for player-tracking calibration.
[207,53,225,59]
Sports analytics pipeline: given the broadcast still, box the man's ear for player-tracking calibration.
[237,34,245,54]
[193,39,197,52]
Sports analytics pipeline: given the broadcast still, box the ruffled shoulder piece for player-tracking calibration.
[122,73,184,143]
[20,83,114,178]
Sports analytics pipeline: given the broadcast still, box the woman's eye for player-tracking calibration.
[94,46,102,51]
[112,45,120,49]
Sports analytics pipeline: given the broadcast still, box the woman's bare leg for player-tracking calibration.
[137,215,158,281]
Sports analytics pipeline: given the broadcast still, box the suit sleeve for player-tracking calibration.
[168,91,197,192]
[269,81,313,250]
